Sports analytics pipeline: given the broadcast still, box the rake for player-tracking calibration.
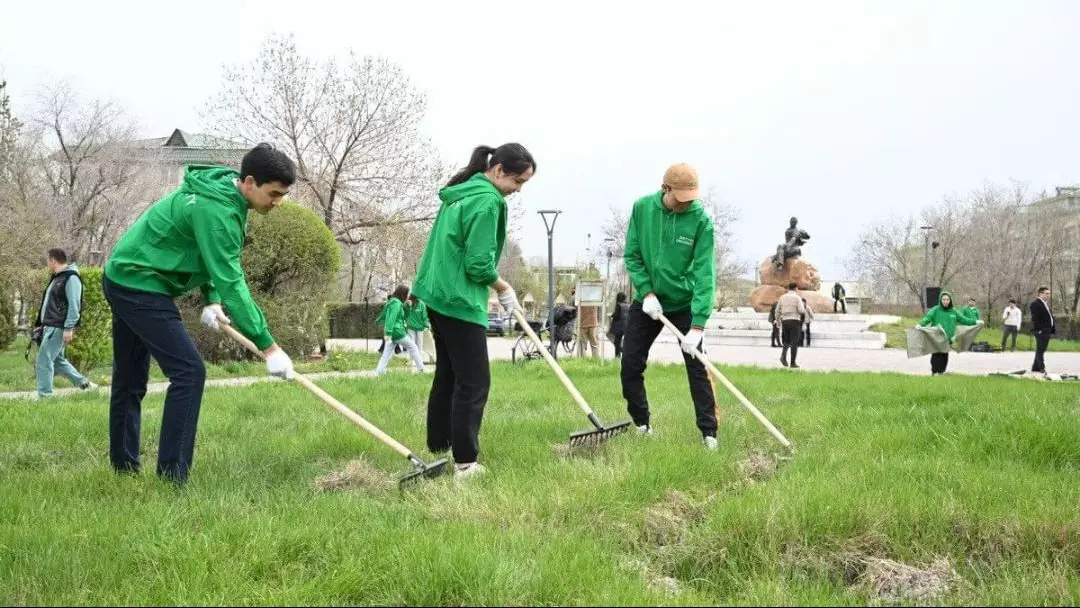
[510,308,633,448]
[656,313,794,452]
[219,324,449,489]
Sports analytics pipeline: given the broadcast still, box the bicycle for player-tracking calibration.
[511,318,576,363]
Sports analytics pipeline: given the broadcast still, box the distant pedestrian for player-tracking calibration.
[1029,287,1055,374]
[1001,298,1021,352]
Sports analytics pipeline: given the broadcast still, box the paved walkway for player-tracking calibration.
[5,340,1076,401]
[328,338,1080,378]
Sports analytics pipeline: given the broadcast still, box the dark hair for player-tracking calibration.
[1038,286,1050,294]
[446,143,535,188]
[615,292,627,303]
[47,248,67,264]
[788,282,798,290]
[391,285,410,302]
[1008,298,1017,304]
[241,143,296,187]
[408,294,418,304]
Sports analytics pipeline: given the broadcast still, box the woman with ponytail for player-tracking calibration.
[410,143,536,479]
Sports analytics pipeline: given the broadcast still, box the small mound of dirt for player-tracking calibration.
[644,490,707,547]
[313,459,395,493]
[737,450,778,482]
[860,556,958,605]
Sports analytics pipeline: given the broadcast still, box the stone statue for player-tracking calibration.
[772,216,810,272]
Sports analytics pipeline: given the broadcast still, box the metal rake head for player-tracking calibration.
[568,420,633,449]
[397,457,450,490]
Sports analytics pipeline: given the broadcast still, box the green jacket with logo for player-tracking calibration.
[105,166,274,350]
[624,192,716,327]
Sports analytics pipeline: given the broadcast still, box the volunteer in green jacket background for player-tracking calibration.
[918,290,978,375]
[411,143,535,479]
[621,163,720,450]
[373,285,426,376]
[404,294,430,360]
[103,143,296,485]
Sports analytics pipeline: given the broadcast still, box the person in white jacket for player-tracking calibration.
[1001,299,1022,352]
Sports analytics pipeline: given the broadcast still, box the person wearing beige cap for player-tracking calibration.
[621,163,720,450]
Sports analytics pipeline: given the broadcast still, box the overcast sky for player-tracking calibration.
[3,0,1079,280]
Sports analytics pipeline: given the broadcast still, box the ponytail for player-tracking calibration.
[446,145,497,187]
[445,143,536,188]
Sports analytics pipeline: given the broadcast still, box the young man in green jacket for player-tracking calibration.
[103,143,296,485]
[411,143,535,479]
[622,163,720,450]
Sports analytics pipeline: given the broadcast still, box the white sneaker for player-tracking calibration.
[453,463,487,480]
[703,436,719,451]
[636,424,654,436]
[81,381,99,391]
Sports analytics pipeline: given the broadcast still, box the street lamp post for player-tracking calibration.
[920,225,933,309]
[538,209,562,359]
[602,237,615,362]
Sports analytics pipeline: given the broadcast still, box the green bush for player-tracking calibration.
[182,203,341,362]
[65,267,111,373]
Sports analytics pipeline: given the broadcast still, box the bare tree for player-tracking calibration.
[847,214,925,308]
[203,34,446,249]
[30,82,146,262]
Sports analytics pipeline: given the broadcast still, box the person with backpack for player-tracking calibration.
[832,281,847,314]
[373,286,426,376]
[411,143,535,479]
[32,248,97,398]
[102,143,297,485]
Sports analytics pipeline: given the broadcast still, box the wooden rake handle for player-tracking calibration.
[219,324,414,460]
[510,308,599,420]
[657,314,793,449]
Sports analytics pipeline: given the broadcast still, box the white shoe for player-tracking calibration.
[453,463,487,480]
[636,424,654,436]
[703,436,719,451]
[81,381,99,391]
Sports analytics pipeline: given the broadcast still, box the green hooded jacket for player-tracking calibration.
[919,290,977,342]
[411,173,506,328]
[105,166,274,350]
[405,300,430,331]
[624,192,716,327]
[376,298,407,341]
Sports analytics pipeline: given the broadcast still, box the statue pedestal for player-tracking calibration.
[750,255,833,313]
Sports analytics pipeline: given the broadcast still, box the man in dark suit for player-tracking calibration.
[1028,286,1055,373]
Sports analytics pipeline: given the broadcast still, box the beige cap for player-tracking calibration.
[663,163,701,203]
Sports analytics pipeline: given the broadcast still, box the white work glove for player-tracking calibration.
[681,328,703,355]
[497,287,520,315]
[266,349,294,380]
[200,304,230,330]
[642,294,663,320]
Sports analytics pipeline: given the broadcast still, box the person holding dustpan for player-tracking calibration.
[410,143,536,479]
[621,163,720,450]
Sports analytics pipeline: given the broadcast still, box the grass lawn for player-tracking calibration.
[0,335,386,393]
[871,316,1080,352]
[2,358,1079,605]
